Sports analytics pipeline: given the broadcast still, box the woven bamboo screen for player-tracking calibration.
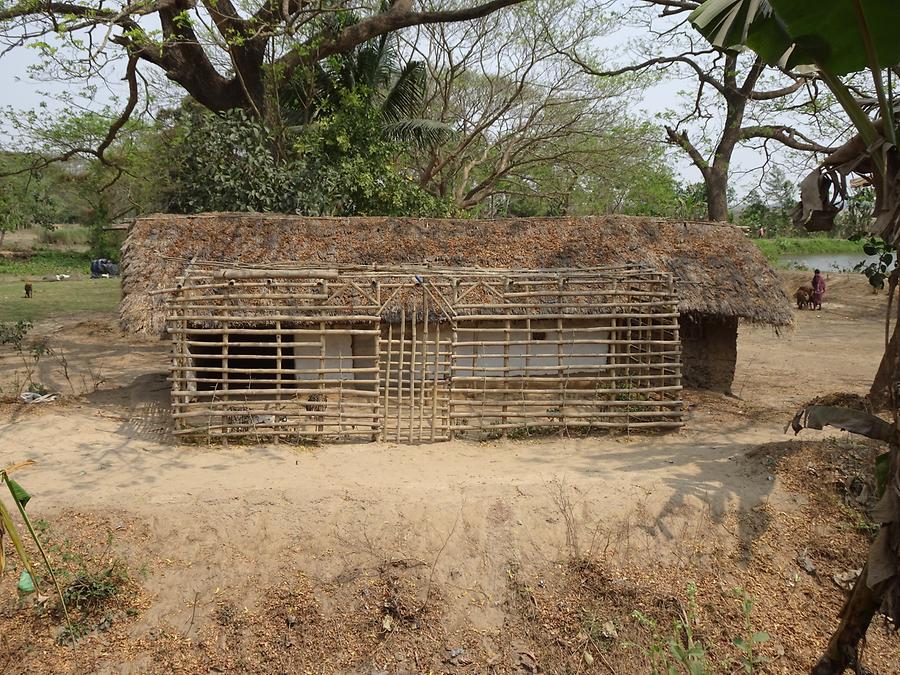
[164,264,682,443]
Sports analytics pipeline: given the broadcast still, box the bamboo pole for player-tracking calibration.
[409,312,417,444]
[214,268,339,279]
[396,308,406,443]
[503,318,510,437]
[431,318,441,441]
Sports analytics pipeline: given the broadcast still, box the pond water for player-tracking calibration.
[777,253,888,272]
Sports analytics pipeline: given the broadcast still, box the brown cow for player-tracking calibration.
[795,286,813,310]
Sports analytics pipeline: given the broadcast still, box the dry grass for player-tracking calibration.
[120,212,792,335]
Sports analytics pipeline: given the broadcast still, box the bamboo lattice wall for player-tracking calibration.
[164,264,683,443]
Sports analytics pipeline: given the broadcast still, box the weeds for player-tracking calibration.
[63,561,129,613]
[55,620,90,645]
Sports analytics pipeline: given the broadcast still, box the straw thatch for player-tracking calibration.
[120,212,791,336]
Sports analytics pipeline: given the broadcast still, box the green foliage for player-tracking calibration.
[850,234,892,290]
[158,30,453,217]
[165,100,451,217]
[833,188,875,238]
[0,320,33,350]
[0,155,61,241]
[738,168,796,237]
[628,584,770,674]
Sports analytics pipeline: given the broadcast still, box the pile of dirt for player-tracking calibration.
[806,391,874,414]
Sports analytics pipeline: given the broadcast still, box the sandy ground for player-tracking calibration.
[0,270,897,673]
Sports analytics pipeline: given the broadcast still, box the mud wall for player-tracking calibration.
[680,314,738,392]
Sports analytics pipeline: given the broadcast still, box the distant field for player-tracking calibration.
[2,224,91,252]
[0,250,94,279]
[38,226,92,247]
[0,278,120,323]
[753,236,862,262]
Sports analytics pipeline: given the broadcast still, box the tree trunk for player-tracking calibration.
[705,168,729,221]
[811,561,888,674]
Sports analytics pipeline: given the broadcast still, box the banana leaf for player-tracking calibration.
[689,1,900,75]
[788,405,896,442]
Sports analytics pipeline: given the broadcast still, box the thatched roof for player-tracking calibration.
[120,212,792,335]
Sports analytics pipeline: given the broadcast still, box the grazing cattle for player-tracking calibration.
[795,286,813,309]
[23,283,33,299]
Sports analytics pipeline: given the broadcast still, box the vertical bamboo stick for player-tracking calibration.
[383,321,393,442]
[524,317,531,434]
[556,274,565,436]
[431,318,440,442]
[319,320,327,436]
[502,318,510,438]
[275,318,282,445]
[557,316,565,437]
[449,318,458,441]
[373,318,382,442]
[419,289,428,442]
[396,308,406,443]
[409,310,417,444]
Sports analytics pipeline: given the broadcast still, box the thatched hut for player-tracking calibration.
[119,213,790,443]
[121,212,791,392]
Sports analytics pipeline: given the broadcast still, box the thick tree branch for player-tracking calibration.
[739,125,836,154]
[277,0,527,83]
[665,125,709,174]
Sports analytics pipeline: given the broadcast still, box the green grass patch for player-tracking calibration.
[0,250,94,278]
[754,237,863,263]
[0,278,120,322]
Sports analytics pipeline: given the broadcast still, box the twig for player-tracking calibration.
[184,591,200,637]
[419,501,463,612]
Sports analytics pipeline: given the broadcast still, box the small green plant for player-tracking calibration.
[731,589,769,673]
[628,582,712,675]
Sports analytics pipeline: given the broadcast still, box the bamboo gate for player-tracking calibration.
[164,264,683,443]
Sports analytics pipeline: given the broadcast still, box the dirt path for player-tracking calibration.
[1,271,897,673]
